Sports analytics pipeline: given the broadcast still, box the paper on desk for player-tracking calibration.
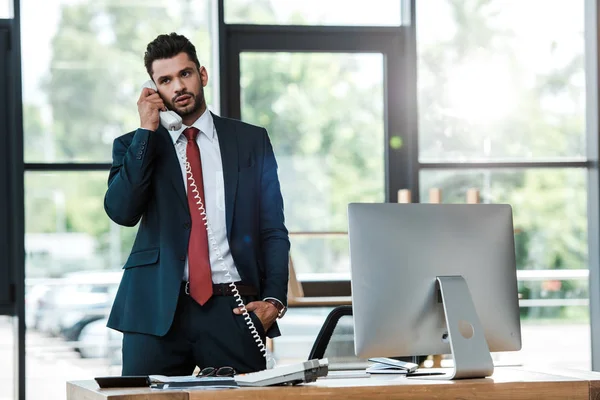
[149,375,202,383]
[365,363,410,374]
[152,383,238,390]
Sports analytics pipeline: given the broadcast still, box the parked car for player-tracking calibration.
[25,283,50,329]
[32,271,121,337]
[77,317,122,361]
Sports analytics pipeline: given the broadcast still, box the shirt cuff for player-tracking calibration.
[263,297,284,308]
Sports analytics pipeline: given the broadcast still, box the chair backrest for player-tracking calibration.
[308,305,427,367]
[308,305,353,360]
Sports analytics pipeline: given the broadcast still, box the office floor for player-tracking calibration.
[0,319,592,400]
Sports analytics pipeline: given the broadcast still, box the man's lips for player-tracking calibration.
[175,94,192,104]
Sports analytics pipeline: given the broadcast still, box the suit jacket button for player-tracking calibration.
[183,222,190,229]
[179,256,186,261]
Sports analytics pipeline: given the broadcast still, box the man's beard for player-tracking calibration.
[169,86,205,117]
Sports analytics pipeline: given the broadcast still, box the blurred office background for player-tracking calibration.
[0,0,595,399]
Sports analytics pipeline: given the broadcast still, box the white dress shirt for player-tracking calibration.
[169,109,242,284]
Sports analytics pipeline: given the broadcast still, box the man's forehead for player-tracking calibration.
[152,53,195,77]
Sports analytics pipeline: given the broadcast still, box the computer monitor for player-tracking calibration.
[348,203,522,379]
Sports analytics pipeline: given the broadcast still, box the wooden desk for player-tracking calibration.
[67,367,600,400]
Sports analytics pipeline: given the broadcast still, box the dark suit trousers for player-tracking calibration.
[121,285,267,376]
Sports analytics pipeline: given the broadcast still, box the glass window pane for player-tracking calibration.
[0,0,12,18]
[420,169,587,270]
[25,172,130,398]
[240,52,385,275]
[417,0,585,162]
[272,307,333,365]
[21,0,216,163]
[25,172,134,275]
[291,234,350,276]
[226,0,403,26]
[420,168,590,369]
[0,317,14,400]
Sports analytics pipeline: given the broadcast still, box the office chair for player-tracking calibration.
[308,305,353,360]
[308,305,426,366]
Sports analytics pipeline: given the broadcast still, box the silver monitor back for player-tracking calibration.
[348,203,522,359]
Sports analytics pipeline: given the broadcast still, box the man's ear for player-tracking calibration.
[199,66,209,87]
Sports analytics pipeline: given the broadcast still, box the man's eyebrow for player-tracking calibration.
[157,67,194,82]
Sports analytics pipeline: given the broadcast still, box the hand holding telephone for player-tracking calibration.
[141,80,182,131]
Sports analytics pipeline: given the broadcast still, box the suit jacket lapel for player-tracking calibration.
[212,113,238,240]
[157,126,189,213]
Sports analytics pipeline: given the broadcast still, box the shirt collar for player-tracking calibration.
[168,108,215,144]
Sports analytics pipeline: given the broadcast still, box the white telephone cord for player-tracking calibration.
[178,144,276,370]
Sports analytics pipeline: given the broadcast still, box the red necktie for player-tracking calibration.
[183,127,213,305]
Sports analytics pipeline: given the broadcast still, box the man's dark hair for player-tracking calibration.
[144,33,200,77]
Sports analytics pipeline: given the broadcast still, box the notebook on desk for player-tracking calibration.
[149,375,237,389]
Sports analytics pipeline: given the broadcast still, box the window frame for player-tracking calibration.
[219,22,417,203]
[3,1,25,399]
[585,0,600,372]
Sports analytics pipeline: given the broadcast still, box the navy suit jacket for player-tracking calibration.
[104,113,290,338]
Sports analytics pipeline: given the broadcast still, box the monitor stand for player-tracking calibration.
[410,275,494,380]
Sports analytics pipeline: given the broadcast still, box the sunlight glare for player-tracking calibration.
[446,56,516,124]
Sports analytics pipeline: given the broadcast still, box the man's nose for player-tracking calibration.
[173,77,186,92]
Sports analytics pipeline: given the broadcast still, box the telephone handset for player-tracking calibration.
[142,80,183,131]
[178,148,276,370]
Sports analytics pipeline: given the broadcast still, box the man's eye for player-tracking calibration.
[182,71,190,77]
[161,79,170,84]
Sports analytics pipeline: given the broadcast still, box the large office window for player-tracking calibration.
[417,0,589,369]
[20,0,218,398]
[221,0,594,370]
[240,52,386,276]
